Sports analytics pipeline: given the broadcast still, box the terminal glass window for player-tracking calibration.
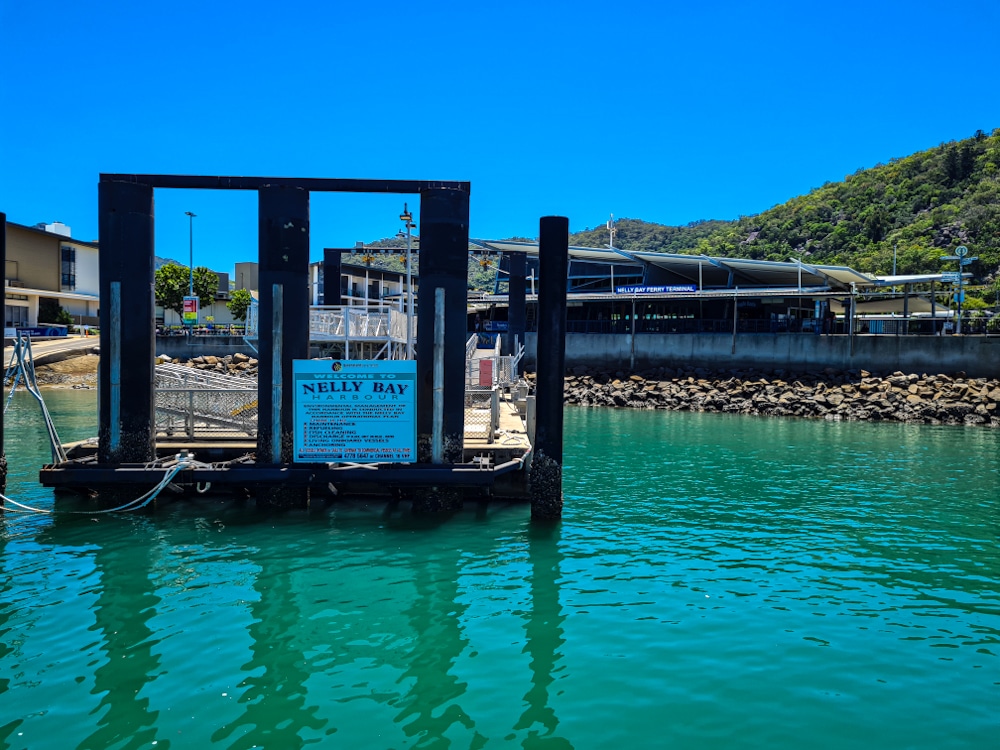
[61,246,76,290]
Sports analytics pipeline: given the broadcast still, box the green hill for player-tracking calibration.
[335,239,499,292]
[569,218,731,255]
[570,129,1000,304]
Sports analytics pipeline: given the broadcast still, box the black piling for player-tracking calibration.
[97,179,156,464]
[414,188,470,512]
[530,216,569,520]
[0,212,5,497]
[256,185,311,507]
[322,248,342,306]
[507,251,526,373]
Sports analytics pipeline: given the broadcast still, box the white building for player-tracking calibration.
[4,220,100,328]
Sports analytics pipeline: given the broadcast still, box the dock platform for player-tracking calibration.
[38,391,534,502]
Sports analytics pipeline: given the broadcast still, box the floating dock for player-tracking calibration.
[40,382,535,501]
[7,181,570,517]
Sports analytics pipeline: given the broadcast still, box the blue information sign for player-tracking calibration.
[16,326,68,337]
[615,284,698,294]
[293,359,417,463]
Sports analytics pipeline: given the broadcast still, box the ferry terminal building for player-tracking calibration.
[467,240,962,338]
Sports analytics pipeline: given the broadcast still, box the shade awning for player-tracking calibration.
[830,296,944,315]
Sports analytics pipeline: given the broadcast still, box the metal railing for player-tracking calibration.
[244,299,259,352]
[463,335,524,442]
[310,307,385,338]
[245,298,416,357]
[154,363,258,438]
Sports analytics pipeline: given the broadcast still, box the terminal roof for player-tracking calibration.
[470,239,877,291]
[867,273,969,286]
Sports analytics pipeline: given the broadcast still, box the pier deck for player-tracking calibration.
[39,391,533,500]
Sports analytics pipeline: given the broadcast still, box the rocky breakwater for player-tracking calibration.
[157,352,258,379]
[549,366,1000,427]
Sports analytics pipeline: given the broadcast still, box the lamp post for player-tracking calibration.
[185,211,196,296]
[400,203,415,359]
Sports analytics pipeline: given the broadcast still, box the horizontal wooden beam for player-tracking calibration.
[99,174,470,194]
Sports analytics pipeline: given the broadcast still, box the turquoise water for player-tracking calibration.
[2,390,999,749]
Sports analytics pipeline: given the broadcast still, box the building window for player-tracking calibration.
[61,246,76,290]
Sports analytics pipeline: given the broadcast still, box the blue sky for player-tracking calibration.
[1,0,998,276]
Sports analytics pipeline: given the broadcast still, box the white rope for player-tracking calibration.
[3,337,67,462]
[1,459,207,516]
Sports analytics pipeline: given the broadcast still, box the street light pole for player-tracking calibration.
[185,211,196,296]
[400,203,415,359]
[942,245,976,335]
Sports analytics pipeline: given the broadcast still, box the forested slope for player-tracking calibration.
[570,129,1000,304]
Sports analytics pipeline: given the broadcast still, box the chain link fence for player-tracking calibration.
[464,388,499,443]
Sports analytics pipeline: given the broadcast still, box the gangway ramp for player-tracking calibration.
[154,363,258,438]
[244,299,415,361]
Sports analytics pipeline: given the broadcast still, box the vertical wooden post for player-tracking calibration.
[414,188,469,512]
[98,180,156,464]
[931,281,937,335]
[507,251,526,373]
[322,248,342,306]
[415,188,469,464]
[531,216,569,520]
[256,185,310,506]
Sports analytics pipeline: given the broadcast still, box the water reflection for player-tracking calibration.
[516,523,572,749]
[72,522,163,750]
[0,531,25,747]
[393,523,481,746]
[2,396,998,748]
[210,528,327,748]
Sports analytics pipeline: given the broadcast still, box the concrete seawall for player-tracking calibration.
[525,333,1000,379]
[154,335,255,359]
[155,332,1000,379]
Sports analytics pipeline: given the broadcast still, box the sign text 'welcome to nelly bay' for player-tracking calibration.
[293,360,416,463]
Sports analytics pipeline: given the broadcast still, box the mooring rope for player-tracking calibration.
[0,458,209,516]
[3,336,67,462]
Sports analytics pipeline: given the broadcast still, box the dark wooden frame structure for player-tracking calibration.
[7,191,569,516]
[96,175,472,497]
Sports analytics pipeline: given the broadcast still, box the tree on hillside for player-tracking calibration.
[155,263,219,317]
[227,288,253,321]
[863,204,890,243]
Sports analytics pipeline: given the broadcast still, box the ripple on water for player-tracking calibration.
[1,399,998,747]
